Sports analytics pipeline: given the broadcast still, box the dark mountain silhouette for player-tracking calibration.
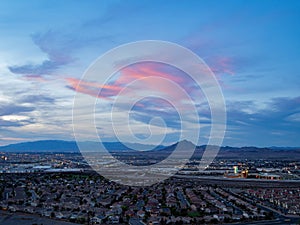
[0,140,299,159]
[0,140,164,153]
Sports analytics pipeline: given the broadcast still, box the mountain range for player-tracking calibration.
[0,140,299,159]
[0,140,164,153]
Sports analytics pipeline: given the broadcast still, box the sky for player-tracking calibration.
[0,0,299,147]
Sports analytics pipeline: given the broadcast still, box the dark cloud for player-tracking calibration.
[19,95,55,104]
[8,25,115,76]
[8,30,75,76]
[0,102,35,128]
[9,60,64,75]
[130,111,181,130]
[0,118,33,127]
[224,96,300,146]
[226,97,300,128]
[270,96,300,113]
[117,97,182,130]
[0,103,35,117]
[6,2,177,77]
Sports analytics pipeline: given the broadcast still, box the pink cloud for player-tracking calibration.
[66,77,122,100]
[24,74,48,82]
[209,56,235,76]
[66,62,199,101]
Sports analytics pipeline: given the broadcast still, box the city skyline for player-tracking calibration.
[0,0,300,147]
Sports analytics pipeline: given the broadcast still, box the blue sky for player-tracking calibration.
[0,0,299,147]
